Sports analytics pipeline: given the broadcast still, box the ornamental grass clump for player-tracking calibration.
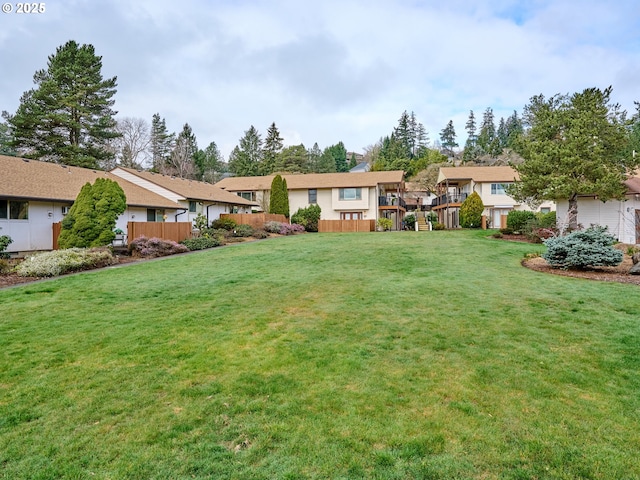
[543,226,623,269]
[128,236,189,258]
[16,248,116,277]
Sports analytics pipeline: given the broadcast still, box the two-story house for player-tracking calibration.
[433,166,555,228]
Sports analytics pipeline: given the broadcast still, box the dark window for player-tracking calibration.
[0,199,7,219]
[308,189,317,204]
[189,201,197,213]
[9,201,28,220]
[147,209,156,222]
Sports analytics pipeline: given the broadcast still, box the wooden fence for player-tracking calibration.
[127,222,193,244]
[318,219,376,233]
[52,222,61,250]
[221,213,288,229]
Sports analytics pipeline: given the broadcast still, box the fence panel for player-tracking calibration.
[221,213,287,229]
[318,220,375,233]
[127,222,193,244]
[52,222,61,250]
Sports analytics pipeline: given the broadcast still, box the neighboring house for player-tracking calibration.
[433,166,555,228]
[404,181,437,213]
[556,174,640,244]
[0,155,182,253]
[110,167,258,224]
[216,170,406,230]
[349,162,371,173]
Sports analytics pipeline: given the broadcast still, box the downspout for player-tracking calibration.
[205,203,217,223]
[174,208,188,222]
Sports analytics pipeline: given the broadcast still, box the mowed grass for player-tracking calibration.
[1,230,639,479]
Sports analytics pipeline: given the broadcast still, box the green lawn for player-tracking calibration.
[1,230,639,479]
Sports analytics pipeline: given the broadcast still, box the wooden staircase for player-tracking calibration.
[416,215,430,231]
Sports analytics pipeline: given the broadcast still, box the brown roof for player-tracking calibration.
[215,171,405,191]
[117,168,257,206]
[624,174,640,194]
[437,166,520,184]
[0,155,181,209]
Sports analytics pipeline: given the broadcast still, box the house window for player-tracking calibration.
[189,201,197,213]
[340,212,362,220]
[540,207,551,214]
[308,189,317,204]
[237,191,256,202]
[339,188,361,201]
[0,200,28,220]
[491,183,509,195]
[147,208,166,222]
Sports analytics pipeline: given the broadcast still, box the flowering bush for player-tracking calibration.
[263,221,304,235]
[128,236,189,258]
[16,248,116,277]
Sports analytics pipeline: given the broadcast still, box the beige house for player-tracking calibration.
[216,171,406,229]
[110,167,257,224]
[0,155,182,253]
[434,166,555,228]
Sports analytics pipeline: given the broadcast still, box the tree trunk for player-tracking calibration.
[568,193,578,231]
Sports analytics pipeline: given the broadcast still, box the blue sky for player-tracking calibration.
[1,0,638,158]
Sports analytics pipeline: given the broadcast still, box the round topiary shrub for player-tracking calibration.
[460,192,484,228]
[210,218,237,231]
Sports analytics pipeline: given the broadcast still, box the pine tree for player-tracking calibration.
[325,142,348,172]
[194,141,224,183]
[478,107,499,156]
[165,123,198,178]
[504,110,524,149]
[463,110,479,162]
[150,113,174,172]
[262,122,284,175]
[439,120,458,157]
[0,118,15,156]
[278,144,308,173]
[306,142,323,173]
[228,125,263,176]
[7,40,119,169]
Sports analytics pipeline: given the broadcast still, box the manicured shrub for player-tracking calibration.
[128,236,189,258]
[0,235,12,259]
[291,204,321,232]
[210,218,237,230]
[499,227,514,235]
[16,248,116,277]
[0,259,11,274]
[232,224,255,237]
[543,226,623,269]
[180,237,221,251]
[269,175,290,218]
[459,192,484,228]
[506,210,536,233]
[58,178,127,248]
[279,223,305,235]
[377,218,393,231]
[433,222,445,230]
[252,229,270,239]
[403,214,416,230]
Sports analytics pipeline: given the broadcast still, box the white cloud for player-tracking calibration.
[0,0,638,158]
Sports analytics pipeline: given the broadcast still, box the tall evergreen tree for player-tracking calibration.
[150,113,174,172]
[262,122,284,175]
[394,111,413,159]
[0,118,16,156]
[504,110,524,149]
[228,125,263,177]
[317,148,337,173]
[477,107,500,156]
[194,141,224,183]
[325,141,348,172]
[463,110,478,161]
[278,144,308,173]
[165,123,198,178]
[6,40,119,169]
[439,120,458,157]
[306,142,323,173]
